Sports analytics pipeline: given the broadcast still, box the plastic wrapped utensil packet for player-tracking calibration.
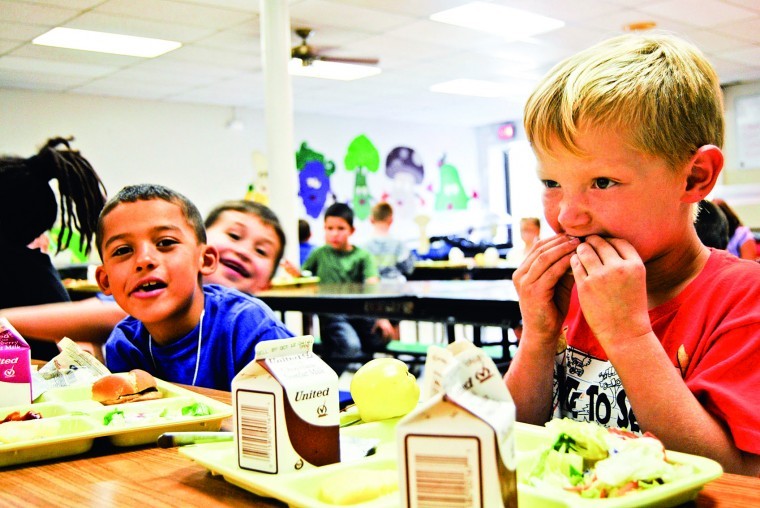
[31,337,111,400]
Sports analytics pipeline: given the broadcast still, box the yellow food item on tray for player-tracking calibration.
[318,468,398,505]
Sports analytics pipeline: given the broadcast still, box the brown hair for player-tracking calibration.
[205,200,286,271]
[371,202,394,222]
[712,198,743,237]
[96,183,205,257]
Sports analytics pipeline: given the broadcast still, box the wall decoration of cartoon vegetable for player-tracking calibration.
[434,155,470,211]
[384,146,424,220]
[344,134,380,220]
[295,142,336,218]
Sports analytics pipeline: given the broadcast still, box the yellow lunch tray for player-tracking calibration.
[62,279,100,292]
[0,379,232,468]
[270,276,320,288]
[180,420,722,508]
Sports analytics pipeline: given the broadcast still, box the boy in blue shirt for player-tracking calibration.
[95,184,293,390]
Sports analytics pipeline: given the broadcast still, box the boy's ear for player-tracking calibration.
[683,145,723,203]
[199,244,219,276]
[95,266,112,295]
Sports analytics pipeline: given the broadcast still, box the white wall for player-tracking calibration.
[716,81,760,227]
[0,88,482,260]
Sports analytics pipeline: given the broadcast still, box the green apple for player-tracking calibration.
[350,358,420,422]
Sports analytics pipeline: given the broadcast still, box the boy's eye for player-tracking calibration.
[255,247,271,257]
[593,178,616,189]
[228,232,242,241]
[542,180,560,189]
[112,245,132,257]
[157,238,179,248]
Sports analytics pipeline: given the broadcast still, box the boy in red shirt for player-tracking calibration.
[504,33,760,475]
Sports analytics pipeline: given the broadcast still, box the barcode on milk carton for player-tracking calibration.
[404,435,482,508]
[237,390,277,473]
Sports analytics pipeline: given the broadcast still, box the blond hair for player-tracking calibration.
[524,32,724,170]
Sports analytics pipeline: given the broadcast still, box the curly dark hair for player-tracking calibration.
[0,137,107,255]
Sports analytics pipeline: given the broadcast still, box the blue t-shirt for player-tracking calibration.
[104,284,294,390]
[300,241,315,266]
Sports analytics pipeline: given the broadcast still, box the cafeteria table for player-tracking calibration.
[257,280,522,366]
[257,279,522,335]
[407,261,518,281]
[1,384,756,508]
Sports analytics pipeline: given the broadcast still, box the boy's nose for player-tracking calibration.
[557,195,591,232]
[135,245,157,270]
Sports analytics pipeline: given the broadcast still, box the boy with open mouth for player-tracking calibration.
[95,184,293,390]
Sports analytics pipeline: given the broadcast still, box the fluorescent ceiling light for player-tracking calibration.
[430,2,564,39]
[33,27,181,58]
[289,59,381,81]
[430,79,528,98]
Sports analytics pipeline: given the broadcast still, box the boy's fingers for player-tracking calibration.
[570,253,588,278]
[581,235,635,264]
[605,237,641,261]
[574,241,603,271]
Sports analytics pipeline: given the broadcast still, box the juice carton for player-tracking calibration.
[0,318,32,407]
[398,341,517,507]
[232,335,340,473]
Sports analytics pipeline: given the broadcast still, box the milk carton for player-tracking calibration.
[398,341,517,507]
[0,318,32,407]
[232,336,340,473]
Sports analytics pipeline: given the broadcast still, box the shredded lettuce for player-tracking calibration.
[522,419,695,499]
[181,402,211,416]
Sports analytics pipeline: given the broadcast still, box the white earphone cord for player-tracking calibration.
[149,309,205,386]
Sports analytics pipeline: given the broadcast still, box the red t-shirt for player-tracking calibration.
[554,249,760,454]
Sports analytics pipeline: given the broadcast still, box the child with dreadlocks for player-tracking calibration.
[0,137,106,311]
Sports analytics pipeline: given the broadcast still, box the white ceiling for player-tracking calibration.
[2,0,760,127]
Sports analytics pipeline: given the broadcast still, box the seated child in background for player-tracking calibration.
[504,32,760,475]
[694,200,729,250]
[0,199,288,354]
[363,202,413,281]
[713,198,756,260]
[95,184,293,390]
[299,218,316,266]
[507,217,541,263]
[302,202,395,375]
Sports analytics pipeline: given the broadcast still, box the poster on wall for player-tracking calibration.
[736,94,760,170]
[384,146,424,221]
[296,142,336,218]
[344,134,380,220]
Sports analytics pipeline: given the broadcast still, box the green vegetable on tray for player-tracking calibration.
[102,402,211,426]
[181,402,211,417]
[521,418,697,499]
[103,409,125,426]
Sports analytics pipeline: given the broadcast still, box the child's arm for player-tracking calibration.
[504,235,580,424]
[572,235,760,475]
[279,259,302,278]
[1,298,127,343]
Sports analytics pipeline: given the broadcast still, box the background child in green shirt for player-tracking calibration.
[302,202,395,375]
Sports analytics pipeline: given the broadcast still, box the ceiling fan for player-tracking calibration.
[291,28,379,67]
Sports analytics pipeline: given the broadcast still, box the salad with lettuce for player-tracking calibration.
[521,419,697,499]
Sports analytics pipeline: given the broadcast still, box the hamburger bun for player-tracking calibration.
[92,369,163,405]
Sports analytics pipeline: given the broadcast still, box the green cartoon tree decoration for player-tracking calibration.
[434,154,470,211]
[344,134,380,220]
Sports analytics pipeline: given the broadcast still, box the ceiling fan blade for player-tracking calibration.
[317,55,380,66]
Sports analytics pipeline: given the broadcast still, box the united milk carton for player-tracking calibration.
[397,341,517,507]
[232,336,340,473]
[0,318,32,407]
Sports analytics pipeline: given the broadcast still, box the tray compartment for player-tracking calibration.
[0,416,98,467]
